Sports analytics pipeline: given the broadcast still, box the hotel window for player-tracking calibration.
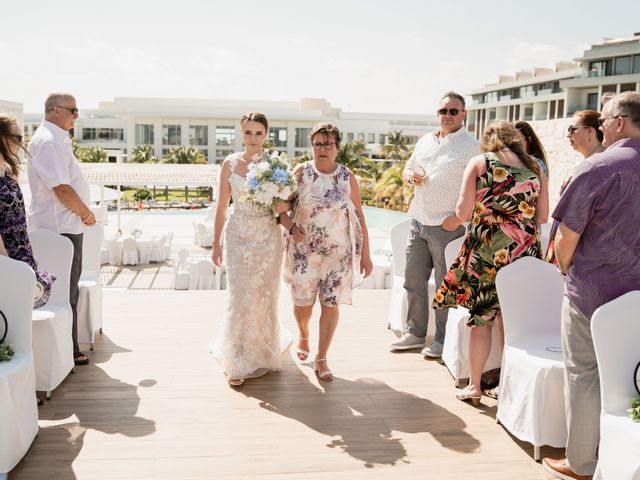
[295,128,311,148]
[549,100,556,120]
[216,125,235,163]
[378,134,386,144]
[356,133,364,141]
[589,59,612,77]
[367,133,375,143]
[587,93,598,111]
[87,128,124,141]
[614,56,632,76]
[135,124,154,145]
[82,128,96,141]
[346,132,354,142]
[269,127,287,148]
[620,83,636,92]
[189,125,208,146]
[557,100,564,118]
[162,125,181,145]
[634,55,640,73]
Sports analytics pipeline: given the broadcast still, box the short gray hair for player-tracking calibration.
[607,91,640,128]
[440,91,466,110]
[44,92,75,113]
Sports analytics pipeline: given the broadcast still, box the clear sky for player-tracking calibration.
[3,0,640,114]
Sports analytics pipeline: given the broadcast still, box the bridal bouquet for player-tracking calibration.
[245,152,296,222]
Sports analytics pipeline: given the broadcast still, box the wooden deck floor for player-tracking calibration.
[11,289,561,479]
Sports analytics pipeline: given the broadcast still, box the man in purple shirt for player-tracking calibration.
[543,91,640,479]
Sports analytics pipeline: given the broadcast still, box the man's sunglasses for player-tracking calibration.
[438,108,463,116]
[57,105,79,115]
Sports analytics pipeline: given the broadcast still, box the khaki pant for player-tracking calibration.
[561,296,600,476]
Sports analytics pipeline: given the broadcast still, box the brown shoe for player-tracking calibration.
[542,458,592,480]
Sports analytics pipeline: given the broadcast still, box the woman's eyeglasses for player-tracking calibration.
[598,114,628,126]
[438,108,463,116]
[57,105,79,115]
[567,125,589,134]
[312,142,336,150]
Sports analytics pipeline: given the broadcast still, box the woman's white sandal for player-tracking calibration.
[314,357,333,381]
[296,337,310,361]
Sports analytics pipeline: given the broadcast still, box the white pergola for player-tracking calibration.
[79,163,219,230]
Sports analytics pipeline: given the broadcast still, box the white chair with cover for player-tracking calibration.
[495,256,566,461]
[105,237,123,266]
[441,235,503,387]
[592,291,640,480]
[387,219,412,331]
[387,218,440,337]
[538,222,552,255]
[194,259,215,290]
[78,224,104,350]
[173,249,191,290]
[196,223,213,248]
[149,235,167,263]
[121,237,139,266]
[164,232,174,260]
[30,229,74,399]
[0,256,38,478]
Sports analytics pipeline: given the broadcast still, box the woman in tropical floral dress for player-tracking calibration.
[281,123,372,381]
[432,120,549,405]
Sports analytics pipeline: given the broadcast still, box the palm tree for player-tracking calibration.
[372,160,413,212]
[130,144,157,163]
[380,130,410,161]
[162,146,207,164]
[76,145,107,163]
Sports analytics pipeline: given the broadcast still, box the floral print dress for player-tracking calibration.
[283,161,363,307]
[432,152,542,326]
[0,170,55,308]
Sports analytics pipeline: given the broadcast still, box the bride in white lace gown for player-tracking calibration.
[211,113,291,386]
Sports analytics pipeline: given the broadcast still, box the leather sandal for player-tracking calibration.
[74,352,89,365]
[296,337,310,361]
[456,386,481,407]
[314,356,333,381]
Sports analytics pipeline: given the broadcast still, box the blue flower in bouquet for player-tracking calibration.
[246,173,260,190]
[272,168,289,186]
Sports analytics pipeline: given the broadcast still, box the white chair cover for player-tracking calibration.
[149,235,167,263]
[592,291,640,480]
[539,222,552,254]
[78,224,104,348]
[0,257,38,475]
[30,229,74,394]
[196,223,213,247]
[121,237,139,266]
[164,232,174,260]
[495,257,567,456]
[173,249,191,290]
[194,260,215,289]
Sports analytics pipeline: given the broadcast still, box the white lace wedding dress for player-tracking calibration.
[211,153,291,379]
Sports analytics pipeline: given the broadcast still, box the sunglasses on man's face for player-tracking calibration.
[598,114,628,126]
[57,105,79,115]
[438,108,463,116]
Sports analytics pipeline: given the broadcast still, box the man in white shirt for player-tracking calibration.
[28,92,96,366]
[389,92,480,356]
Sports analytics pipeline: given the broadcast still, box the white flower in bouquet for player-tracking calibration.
[245,151,296,222]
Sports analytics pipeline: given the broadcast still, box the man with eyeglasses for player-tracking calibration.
[543,91,640,480]
[389,91,479,357]
[27,92,95,366]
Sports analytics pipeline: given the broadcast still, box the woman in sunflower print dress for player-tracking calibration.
[433,121,549,405]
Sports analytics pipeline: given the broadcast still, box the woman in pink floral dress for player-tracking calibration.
[281,124,373,381]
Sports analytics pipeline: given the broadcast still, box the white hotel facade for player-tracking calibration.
[20,97,438,164]
[467,32,640,139]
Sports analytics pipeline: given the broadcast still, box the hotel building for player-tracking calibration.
[22,97,439,164]
[467,32,640,140]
